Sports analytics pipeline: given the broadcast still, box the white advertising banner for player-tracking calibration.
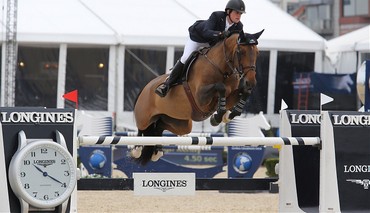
[133,173,195,196]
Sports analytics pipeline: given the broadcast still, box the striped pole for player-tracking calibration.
[125,144,216,151]
[78,136,320,147]
[115,132,226,137]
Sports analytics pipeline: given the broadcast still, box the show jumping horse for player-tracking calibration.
[133,30,264,165]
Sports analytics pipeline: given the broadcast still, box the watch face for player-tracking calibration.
[9,141,76,208]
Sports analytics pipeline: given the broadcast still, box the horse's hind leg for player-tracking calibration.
[134,122,164,166]
[130,130,144,159]
[150,147,164,162]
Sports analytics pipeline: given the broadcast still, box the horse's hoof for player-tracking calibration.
[130,146,143,158]
[222,110,231,123]
[151,151,164,162]
[210,115,220,126]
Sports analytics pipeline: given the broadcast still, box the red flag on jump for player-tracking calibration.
[63,90,78,109]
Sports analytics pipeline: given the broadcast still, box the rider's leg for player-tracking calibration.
[155,60,184,97]
[155,38,208,97]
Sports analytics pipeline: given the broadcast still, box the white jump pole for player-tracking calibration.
[78,136,320,147]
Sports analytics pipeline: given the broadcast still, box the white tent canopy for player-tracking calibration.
[325,25,370,74]
[326,25,370,53]
[1,0,325,51]
[15,0,117,45]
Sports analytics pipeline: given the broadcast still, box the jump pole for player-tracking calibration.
[78,136,320,147]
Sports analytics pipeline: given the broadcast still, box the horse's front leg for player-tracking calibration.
[224,92,249,122]
[223,79,251,122]
[210,83,226,126]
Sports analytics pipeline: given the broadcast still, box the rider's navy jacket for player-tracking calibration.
[188,11,243,45]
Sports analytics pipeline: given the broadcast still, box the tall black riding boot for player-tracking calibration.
[155,60,184,97]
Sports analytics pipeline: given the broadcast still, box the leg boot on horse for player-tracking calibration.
[155,60,184,97]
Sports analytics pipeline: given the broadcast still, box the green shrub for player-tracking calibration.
[264,158,279,177]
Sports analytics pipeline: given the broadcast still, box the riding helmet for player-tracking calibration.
[225,0,246,14]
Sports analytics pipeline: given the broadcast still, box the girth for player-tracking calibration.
[182,81,216,121]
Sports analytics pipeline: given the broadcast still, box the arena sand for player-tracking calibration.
[77,167,279,213]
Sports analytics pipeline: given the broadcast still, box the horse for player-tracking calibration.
[133,30,264,165]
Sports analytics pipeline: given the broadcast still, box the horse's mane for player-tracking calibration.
[211,31,239,49]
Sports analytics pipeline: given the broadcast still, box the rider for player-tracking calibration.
[155,0,246,97]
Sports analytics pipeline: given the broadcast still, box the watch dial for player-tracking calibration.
[17,142,76,207]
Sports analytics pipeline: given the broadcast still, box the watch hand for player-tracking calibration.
[33,164,63,185]
[47,174,64,185]
[33,164,48,177]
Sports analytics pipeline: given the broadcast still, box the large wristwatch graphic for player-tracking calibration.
[8,130,77,213]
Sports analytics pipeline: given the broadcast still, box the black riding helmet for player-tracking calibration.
[225,0,246,14]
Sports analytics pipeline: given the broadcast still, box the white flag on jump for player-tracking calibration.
[280,99,288,111]
[320,93,334,106]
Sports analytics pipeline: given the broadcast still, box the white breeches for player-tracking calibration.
[180,38,210,64]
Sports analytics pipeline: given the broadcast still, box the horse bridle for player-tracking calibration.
[202,36,256,79]
[225,38,256,79]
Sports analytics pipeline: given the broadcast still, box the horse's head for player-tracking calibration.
[226,29,264,94]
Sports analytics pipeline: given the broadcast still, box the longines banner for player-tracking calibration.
[0,107,75,213]
[133,173,195,196]
[327,111,370,211]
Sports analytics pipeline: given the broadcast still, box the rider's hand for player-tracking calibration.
[219,31,230,39]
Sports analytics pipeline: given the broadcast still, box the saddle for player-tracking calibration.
[173,48,210,86]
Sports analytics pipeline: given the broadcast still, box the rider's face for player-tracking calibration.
[229,10,242,23]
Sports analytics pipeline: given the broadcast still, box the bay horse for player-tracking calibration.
[133,30,264,165]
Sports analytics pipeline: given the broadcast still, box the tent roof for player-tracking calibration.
[326,25,370,53]
[81,0,195,45]
[2,0,325,51]
[15,0,117,44]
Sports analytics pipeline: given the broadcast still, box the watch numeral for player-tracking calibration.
[33,192,37,197]
[61,159,66,165]
[43,195,49,200]
[54,151,57,156]
[64,171,70,176]
[41,148,48,154]
[24,183,30,189]
[61,182,67,188]
[20,172,26,177]
[23,160,30,165]
[31,152,36,157]
[54,191,60,197]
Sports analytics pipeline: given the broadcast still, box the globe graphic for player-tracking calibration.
[89,150,107,169]
[233,153,252,174]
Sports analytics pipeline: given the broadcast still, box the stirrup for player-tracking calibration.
[155,83,168,97]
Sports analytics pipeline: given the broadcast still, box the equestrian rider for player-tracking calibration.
[155,0,245,97]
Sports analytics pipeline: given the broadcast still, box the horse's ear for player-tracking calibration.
[254,29,264,40]
[239,30,245,37]
[237,30,247,44]
[242,29,264,45]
